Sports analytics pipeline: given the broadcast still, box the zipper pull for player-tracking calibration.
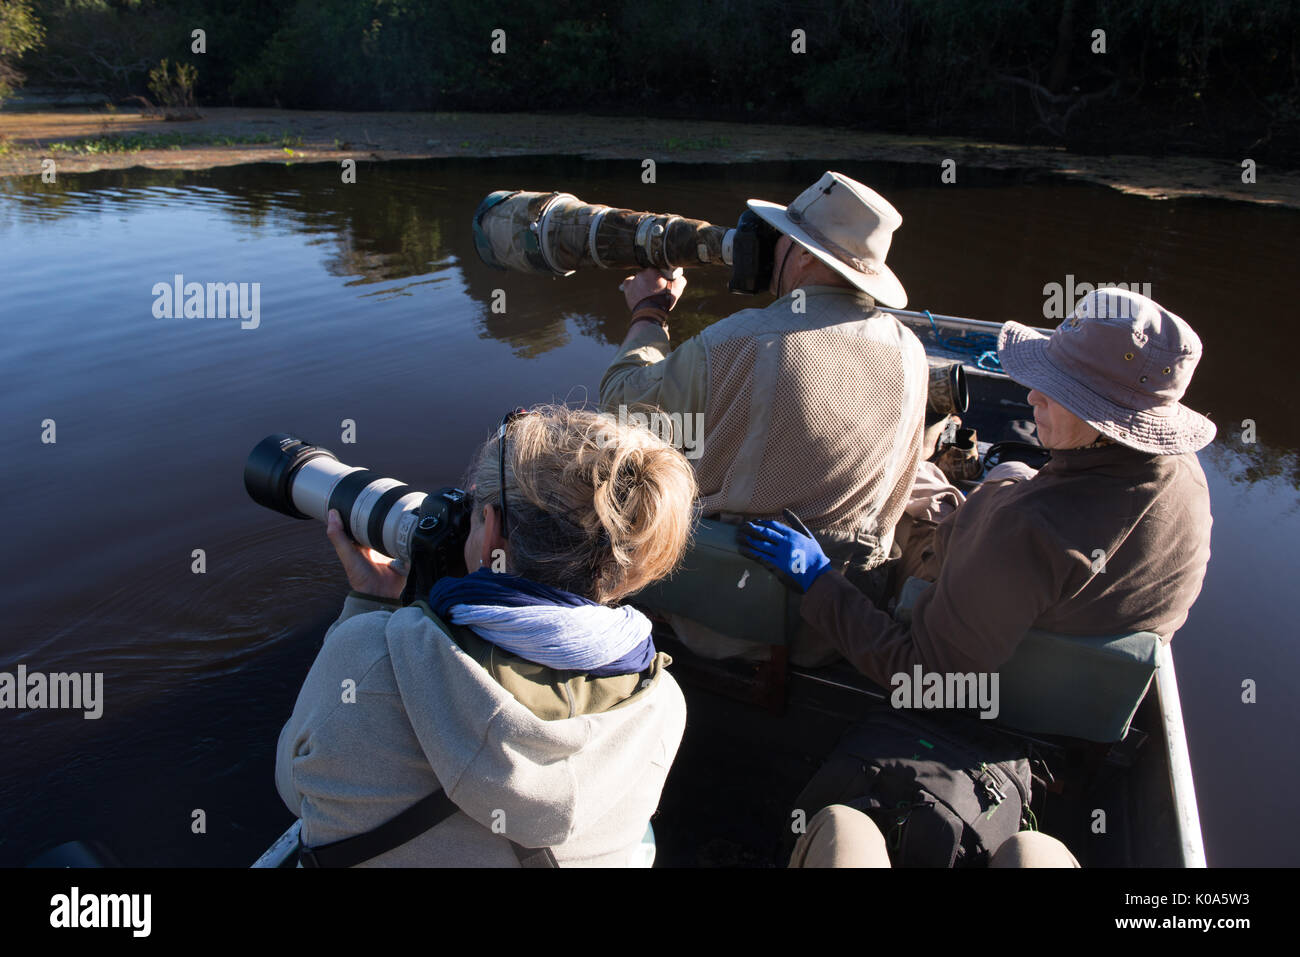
[978,763,1007,804]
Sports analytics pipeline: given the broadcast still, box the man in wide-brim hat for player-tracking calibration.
[600,171,929,665]
[741,287,1215,685]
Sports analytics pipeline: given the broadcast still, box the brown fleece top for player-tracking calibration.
[801,444,1213,687]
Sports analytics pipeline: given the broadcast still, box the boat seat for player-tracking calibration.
[992,626,1160,742]
[633,517,801,645]
[633,521,1160,743]
[895,576,1160,742]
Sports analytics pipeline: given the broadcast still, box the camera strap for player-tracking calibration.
[297,788,558,868]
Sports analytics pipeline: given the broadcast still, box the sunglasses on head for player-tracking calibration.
[495,408,530,537]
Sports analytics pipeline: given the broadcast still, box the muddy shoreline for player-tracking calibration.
[3,106,1297,209]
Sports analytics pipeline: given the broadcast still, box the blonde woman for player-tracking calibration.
[276,404,697,867]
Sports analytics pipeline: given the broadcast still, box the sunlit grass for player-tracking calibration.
[47,132,305,154]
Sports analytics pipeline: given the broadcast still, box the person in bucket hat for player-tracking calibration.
[741,287,1214,688]
[600,172,928,666]
[998,287,1216,455]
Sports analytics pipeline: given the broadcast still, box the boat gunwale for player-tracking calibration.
[252,819,300,869]
[1154,643,1208,867]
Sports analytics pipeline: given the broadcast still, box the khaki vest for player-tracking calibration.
[695,286,928,563]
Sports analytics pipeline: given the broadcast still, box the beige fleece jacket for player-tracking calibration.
[275,594,686,867]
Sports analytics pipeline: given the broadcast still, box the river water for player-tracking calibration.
[0,157,1295,866]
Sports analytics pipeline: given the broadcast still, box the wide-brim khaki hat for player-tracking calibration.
[747,171,908,307]
[998,287,1216,455]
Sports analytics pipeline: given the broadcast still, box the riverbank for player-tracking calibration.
[3,106,1298,208]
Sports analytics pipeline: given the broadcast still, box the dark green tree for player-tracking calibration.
[0,0,45,105]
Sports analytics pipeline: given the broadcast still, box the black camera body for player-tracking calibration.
[727,209,782,295]
[397,487,472,605]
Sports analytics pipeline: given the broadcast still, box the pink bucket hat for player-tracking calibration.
[997,287,1216,455]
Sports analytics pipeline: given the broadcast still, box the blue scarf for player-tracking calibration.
[429,570,656,677]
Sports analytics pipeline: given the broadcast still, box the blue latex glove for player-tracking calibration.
[738,510,832,593]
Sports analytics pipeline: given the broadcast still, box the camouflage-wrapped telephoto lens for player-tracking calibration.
[927,359,969,415]
[472,190,734,277]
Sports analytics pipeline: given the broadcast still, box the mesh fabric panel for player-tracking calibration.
[696,303,927,550]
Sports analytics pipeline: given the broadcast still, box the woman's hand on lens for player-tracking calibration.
[620,267,686,312]
[327,509,407,600]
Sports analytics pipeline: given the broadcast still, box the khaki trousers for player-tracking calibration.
[789,805,1081,868]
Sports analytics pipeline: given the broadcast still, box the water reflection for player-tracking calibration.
[1201,441,1300,503]
[7,158,1291,465]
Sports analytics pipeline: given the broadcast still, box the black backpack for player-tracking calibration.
[789,708,1034,867]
